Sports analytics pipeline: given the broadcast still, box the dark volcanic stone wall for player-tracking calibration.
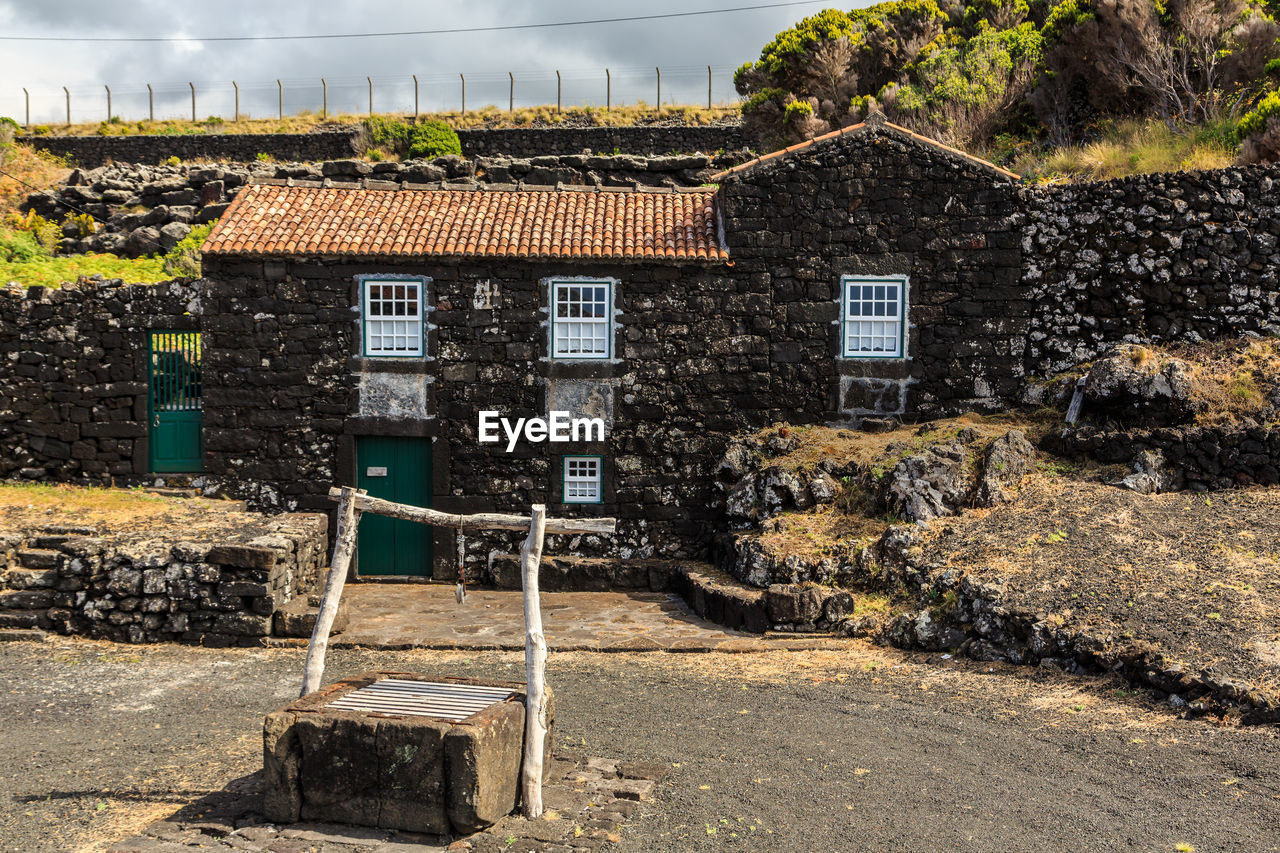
[717,125,1026,419]
[1022,165,1280,375]
[19,124,747,168]
[20,131,359,168]
[199,254,761,576]
[0,280,200,482]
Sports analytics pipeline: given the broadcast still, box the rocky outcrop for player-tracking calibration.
[881,429,1036,522]
[1081,345,1204,425]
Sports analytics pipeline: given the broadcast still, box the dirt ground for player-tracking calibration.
[923,476,1280,704]
[0,638,1277,853]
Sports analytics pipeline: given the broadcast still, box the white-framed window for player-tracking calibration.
[841,275,906,359]
[551,280,612,360]
[562,456,604,504]
[362,278,425,357]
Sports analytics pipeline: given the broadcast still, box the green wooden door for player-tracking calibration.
[356,436,433,576]
[148,331,204,473]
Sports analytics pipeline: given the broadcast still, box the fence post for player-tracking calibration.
[277,79,282,119]
[413,75,419,119]
[556,70,561,114]
[233,81,239,122]
[509,72,514,113]
[606,68,611,111]
[105,85,111,121]
[322,78,327,119]
[189,82,195,121]
[367,76,373,116]
[23,88,29,131]
[656,67,661,113]
[63,86,70,126]
[147,83,154,121]
[460,73,466,114]
[708,65,712,110]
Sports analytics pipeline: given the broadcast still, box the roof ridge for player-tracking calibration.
[240,177,705,195]
[706,112,1019,182]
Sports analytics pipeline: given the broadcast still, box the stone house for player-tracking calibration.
[7,113,1279,580]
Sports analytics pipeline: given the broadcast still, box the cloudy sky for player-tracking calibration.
[0,1,841,125]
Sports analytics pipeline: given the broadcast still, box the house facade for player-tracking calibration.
[6,114,1278,581]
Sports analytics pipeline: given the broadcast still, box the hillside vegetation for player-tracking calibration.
[735,0,1280,169]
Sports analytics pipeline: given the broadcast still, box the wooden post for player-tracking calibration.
[189,82,196,122]
[413,75,419,119]
[63,86,70,126]
[300,486,364,697]
[460,73,466,114]
[22,88,28,131]
[367,76,373,116]
[556,70,561,114]
[104,85,111,121]
[708,65,713,109]
[606,68,611,111]
[508,72,514,113]
[277,79,283,119]
[520,504,549,818]
[147,83,154,121]
[322,78,327,119]
[233,81,239,122]
[656,67,661,114]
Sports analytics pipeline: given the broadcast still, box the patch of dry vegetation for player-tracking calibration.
[1164,338,1280,425]
[0,482,228,530]
[0,142,71,216]
[30,105,740,139]
[757,506,887,561]
[751,412,1055,474]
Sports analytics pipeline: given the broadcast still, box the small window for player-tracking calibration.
[363,278,425,357]
[842,275,905,359]
[562,456,604,504]
[551,280,612,360]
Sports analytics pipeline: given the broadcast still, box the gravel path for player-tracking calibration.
[1,638,1277,853]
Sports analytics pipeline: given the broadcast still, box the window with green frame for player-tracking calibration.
[562,455,604,504]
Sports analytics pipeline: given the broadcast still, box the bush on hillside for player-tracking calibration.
[407,120,461,159]
[1237,88,1280,163]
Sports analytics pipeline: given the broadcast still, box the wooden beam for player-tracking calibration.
[519,504,549,818]
[326,487,615,536]
[300,486,364,696]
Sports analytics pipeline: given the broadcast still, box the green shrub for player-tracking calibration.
[1237,88,1280,142]
[0,227,45,262]
[160,223,214,278]
[362,116,412,152]
[407,120,461,159]
[784,100,814,120]
[164,155,181,167]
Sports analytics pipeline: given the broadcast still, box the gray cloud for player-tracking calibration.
[0,1,835,123]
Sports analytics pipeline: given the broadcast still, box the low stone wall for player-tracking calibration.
[19,124,747,168]
[1052,423,1280,489]
[0,509,328,645]
[0,280,201,483]
[20,131,360,168]
[457,124,748,157]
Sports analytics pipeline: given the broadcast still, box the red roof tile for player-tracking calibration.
[202,184,728,262]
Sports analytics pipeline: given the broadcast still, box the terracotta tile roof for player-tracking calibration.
[202,184,728,262]
[709,113,1020,182]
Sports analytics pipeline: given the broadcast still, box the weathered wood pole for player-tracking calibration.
[63,86,70,126]
[233,81,239,122]
[147,83,154,121]
[189,82,195,122]
[519,504,549,818]
[22,88,29,131]
[104,85,111,121]
[508,72,514,113]
[300,486,364,696]
[277,79,283,119]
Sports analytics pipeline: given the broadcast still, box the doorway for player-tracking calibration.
[355,436,434,577]
[147,331,203,473]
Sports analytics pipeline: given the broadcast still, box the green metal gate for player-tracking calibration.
[147,331,204,473]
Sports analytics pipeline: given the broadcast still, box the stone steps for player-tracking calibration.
[0,628,48,643]
[670,564,769,633]
[15,548,61,570]
[2,568,57,590]
[0,589,55,610]
[0,610,52,630]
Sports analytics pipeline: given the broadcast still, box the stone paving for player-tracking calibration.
[107,752,665,853]
[298,584,842,653]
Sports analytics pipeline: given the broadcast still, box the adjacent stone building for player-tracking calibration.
[5,113,1279,580]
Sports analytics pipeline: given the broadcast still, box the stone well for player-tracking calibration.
[263,671,554,834]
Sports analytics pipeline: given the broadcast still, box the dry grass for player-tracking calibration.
[995,118,1237,184]
[755,412,1055,474]
[1168,338,1280,425]
[0,142,72,216]
[31,104,740,139]
[0,482,204,528]
[757,506,887,560]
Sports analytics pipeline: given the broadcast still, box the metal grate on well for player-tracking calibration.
[326,679,516,722]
